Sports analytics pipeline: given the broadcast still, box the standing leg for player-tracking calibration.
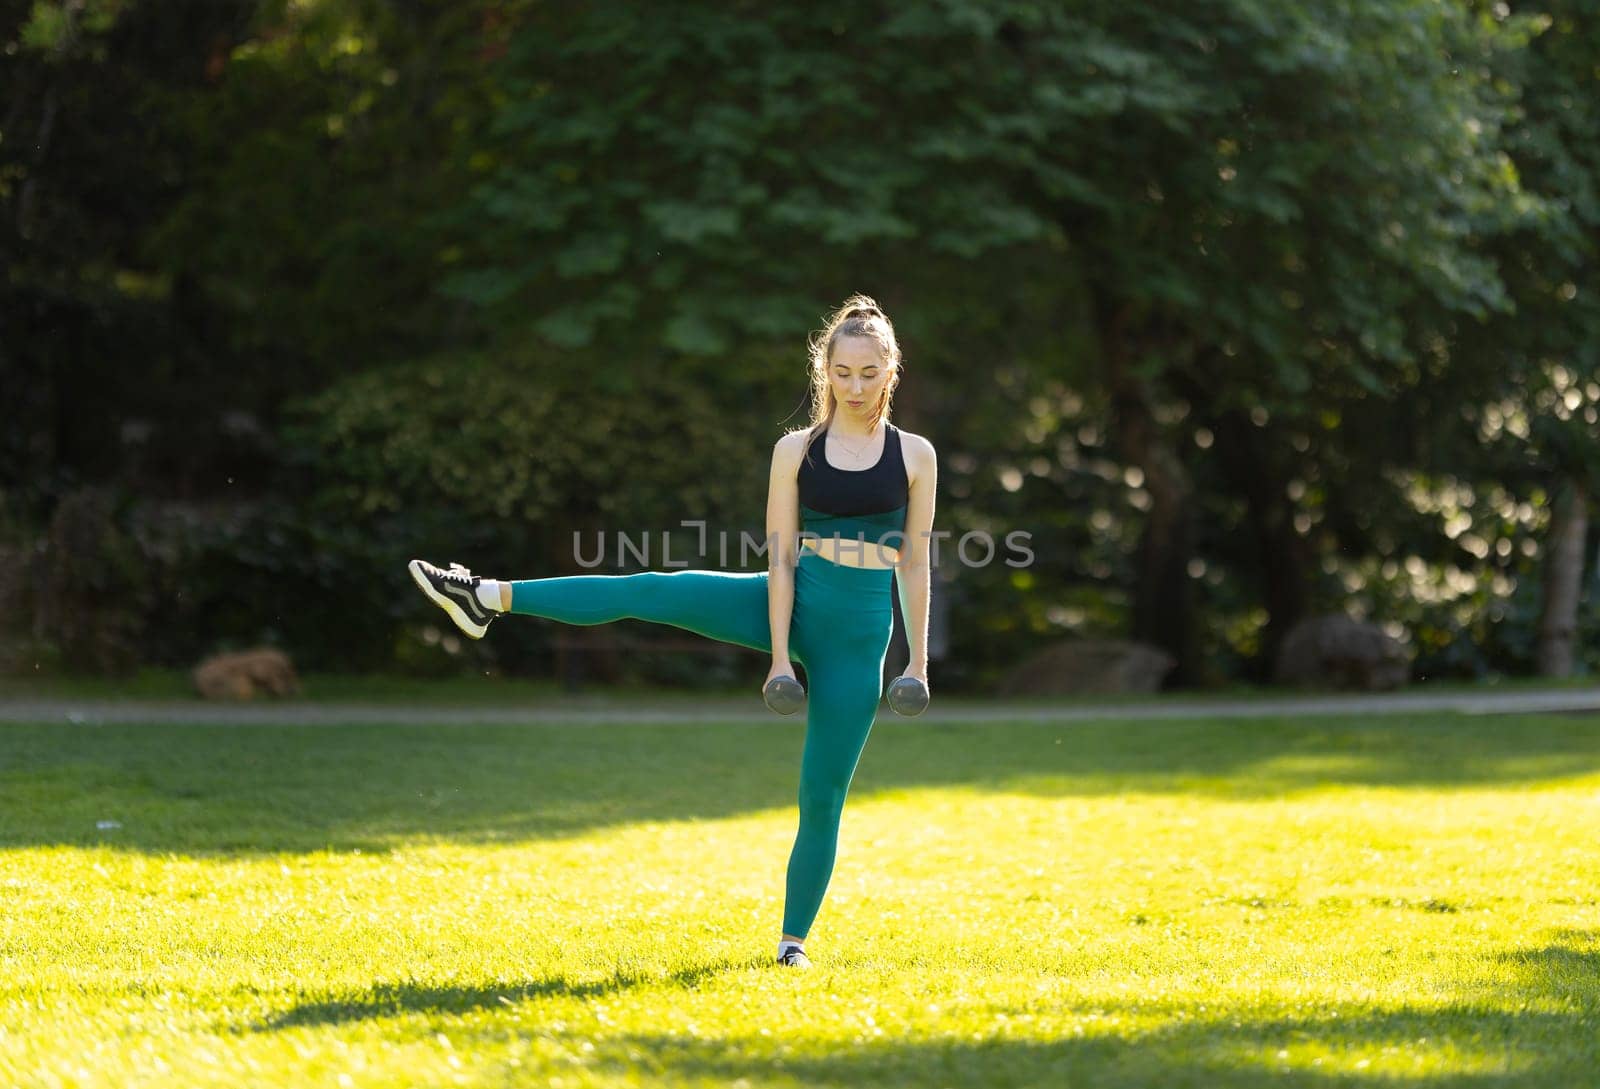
[781,624,891,941]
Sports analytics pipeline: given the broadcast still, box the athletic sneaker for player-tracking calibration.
[408,559,497,639]
[777,943,812,969]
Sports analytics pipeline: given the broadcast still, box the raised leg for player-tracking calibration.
[508,569,775,655]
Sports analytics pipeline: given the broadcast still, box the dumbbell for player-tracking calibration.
[763,674,806,715]
[885,676,930,716]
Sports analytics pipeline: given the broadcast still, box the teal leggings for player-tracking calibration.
[509,549,894,939]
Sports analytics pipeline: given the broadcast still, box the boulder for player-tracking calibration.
[193,647,301,701]
[998,639,1176,696]
[1274,614,1409,691]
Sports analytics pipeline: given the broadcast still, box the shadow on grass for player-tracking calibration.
[257,957,753,1031]
[249,931,1599,1086]
[0,712,1596,853]
[558,1008,1583,1089]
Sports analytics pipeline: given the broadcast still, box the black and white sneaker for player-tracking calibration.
[777,942,812,969]
[408,559,497,639]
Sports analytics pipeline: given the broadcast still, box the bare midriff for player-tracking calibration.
[800,536,902,570]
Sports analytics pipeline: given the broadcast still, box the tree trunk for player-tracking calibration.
[1132,439,1201,686]
[1103,326,1201,686]
[1536,477,1589,677]
[1210,410,1313,677]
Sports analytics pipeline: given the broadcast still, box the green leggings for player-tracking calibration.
[509,549,894,939]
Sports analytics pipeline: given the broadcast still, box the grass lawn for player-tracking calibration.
[2,711,1597,1087]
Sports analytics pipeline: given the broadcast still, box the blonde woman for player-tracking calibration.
[409,294,937,969]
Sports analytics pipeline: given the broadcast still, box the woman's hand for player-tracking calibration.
[898,664,929,688]
[766,659,798,688]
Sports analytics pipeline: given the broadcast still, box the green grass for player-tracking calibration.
[2,711,1597,1087]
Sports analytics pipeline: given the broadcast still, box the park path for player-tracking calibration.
[1,687,1597,726]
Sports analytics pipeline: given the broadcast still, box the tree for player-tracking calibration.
[1451,0,1599,676]
[411,1,1549,682]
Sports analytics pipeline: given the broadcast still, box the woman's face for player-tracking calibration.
[828,335,892,422]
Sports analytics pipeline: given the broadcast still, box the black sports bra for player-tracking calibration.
[796,422,909,547]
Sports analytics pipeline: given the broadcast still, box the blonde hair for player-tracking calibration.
[798,294,903,441]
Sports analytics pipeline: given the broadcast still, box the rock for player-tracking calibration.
[192,648,301,701]
[1274,614,1410,691]
[998,639,1176,696]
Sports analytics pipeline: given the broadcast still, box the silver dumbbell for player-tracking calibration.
[763,674,806,715]
[885,676,930,716]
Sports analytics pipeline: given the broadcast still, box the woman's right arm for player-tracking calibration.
[765,433,802,675]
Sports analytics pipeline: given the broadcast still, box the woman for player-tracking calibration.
[408,294,937,969]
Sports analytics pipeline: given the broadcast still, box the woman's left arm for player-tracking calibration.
[896,435,937,683]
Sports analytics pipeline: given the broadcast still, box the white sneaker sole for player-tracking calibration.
[408,560,491,640]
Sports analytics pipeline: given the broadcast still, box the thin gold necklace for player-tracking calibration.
[829,422,880,462]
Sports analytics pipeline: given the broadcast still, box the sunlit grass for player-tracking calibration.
[2,713,1597,1087]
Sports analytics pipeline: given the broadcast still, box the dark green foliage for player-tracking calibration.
[2,0,1595,684]
[31,489,148,673]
